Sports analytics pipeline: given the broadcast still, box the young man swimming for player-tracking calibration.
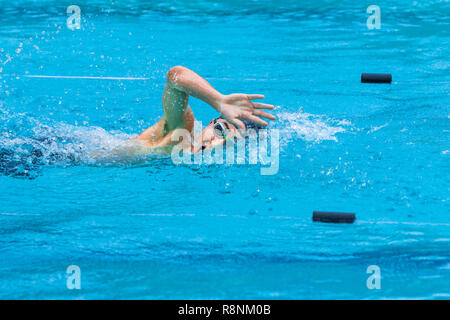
[131,66,276,153]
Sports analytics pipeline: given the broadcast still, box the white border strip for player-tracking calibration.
[24,75,151,80]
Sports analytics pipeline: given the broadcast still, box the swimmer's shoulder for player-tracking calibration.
[134,117,168,145]
[93,140,173,163]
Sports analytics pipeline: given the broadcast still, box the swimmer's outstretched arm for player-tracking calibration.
[167,66,276,130]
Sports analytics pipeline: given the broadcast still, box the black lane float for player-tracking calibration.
[312,211,356,224]
[361,73,392,83]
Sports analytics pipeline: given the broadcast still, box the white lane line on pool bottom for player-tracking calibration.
[0,212,41,216]
[22,75,276,81]
[24,75,152,80]
[1,74,279,81]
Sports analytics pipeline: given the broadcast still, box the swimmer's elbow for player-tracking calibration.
[167,65,189,85]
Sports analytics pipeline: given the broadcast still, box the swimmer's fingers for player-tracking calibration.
[252,102,274,110]
[244,114,269,127]
[253,109,276,120]
[247,94,265,100]
[231,118,246,131]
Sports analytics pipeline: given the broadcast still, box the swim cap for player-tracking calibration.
[242,119,264,130]
[216,117,264,130]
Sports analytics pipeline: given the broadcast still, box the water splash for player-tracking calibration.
[0,107,132,179]
[276,108,349,144]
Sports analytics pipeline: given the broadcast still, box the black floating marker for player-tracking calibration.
[361,73,392,83]
[313,211,356,224]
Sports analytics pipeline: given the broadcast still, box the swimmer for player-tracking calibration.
[130,66,276,154]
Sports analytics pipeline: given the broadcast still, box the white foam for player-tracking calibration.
[0,107,135,169]
[277,108,349,144]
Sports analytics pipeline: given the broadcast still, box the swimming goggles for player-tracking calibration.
[212,118,228,140]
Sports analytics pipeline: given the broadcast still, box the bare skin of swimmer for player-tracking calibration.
[131,66,277,153]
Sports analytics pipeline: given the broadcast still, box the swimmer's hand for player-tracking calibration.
[218,94,276,130]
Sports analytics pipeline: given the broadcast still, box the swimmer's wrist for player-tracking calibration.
[212,94,226,113]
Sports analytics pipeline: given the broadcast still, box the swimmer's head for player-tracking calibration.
[193,117,265,153]
[192,117,238,153]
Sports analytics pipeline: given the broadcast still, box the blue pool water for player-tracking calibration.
[0,0,449,299]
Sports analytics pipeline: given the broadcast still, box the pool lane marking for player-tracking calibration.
[24,75,152,80]
[1,74,279,81]
[23,75,275,81]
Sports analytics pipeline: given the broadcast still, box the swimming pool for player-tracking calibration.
[0,0,449,299]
